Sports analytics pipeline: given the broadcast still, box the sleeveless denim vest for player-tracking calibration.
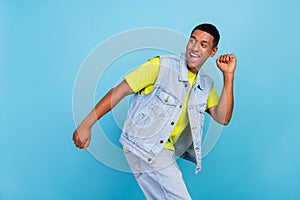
[120,53,214,174]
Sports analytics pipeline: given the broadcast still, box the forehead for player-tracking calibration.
[191,30,214,44]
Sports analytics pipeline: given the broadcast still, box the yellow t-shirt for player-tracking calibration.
[124,57,219,150]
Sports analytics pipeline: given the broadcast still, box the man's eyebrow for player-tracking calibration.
[190,35,197,40]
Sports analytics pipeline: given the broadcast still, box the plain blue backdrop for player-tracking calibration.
[1,0,300,199]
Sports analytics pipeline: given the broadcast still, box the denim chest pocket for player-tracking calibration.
[156,89,176,106]
[151,89,177,118]
[130,88,177,128]
[124,88,178,141]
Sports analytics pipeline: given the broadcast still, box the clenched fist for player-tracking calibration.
[72,125,91,150]
[216,54,236,75]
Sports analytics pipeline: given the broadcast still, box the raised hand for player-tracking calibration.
[216,54,236,75]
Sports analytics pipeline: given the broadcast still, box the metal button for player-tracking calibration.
[160,140,164,144]
[195,147,200,150]
[147,158,152,162]
[171,122,174,125]
[164,97,169,103]
[179,105,182,108]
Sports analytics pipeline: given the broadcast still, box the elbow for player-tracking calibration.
[222,116,232,125]
[217,120,229,126]
[222,120,230,126]
[216,117,231,126]
[211,108,233,126]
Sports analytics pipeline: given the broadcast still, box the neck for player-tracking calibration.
[187,65,199,74]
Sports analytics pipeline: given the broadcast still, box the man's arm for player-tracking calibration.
[72,80,134,149]
[207,54,236,125]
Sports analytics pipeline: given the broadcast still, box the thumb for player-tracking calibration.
[216,56,221,65]
[84,138,91,150]
[216,56,223,67]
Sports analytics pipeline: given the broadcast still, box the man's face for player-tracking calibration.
[185,30,218,73]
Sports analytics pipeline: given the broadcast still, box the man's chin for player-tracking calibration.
[187,62,198,69]
[187,64,200,73]
[187,60,206,69]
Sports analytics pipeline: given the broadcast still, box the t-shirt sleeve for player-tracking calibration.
[124,57,160,93]
[207,86,220,109]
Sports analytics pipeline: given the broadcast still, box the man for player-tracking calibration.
[73,23,236,199]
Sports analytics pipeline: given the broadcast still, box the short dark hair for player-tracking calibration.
[191,23,220,47]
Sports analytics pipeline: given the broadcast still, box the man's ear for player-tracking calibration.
[210,46,218,57]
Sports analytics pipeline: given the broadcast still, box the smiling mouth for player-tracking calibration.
[189,52,200,58]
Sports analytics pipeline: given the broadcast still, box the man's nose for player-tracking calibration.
[192,43,200,51]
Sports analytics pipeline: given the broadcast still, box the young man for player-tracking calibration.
[73,23,236,199]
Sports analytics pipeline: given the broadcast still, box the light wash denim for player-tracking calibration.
[120,53,215,174]
[125,148,192,200]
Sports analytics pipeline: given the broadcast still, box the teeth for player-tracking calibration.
[190,52,199,58]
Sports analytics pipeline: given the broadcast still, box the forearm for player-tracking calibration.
[80,89,114,128]
[80,80,133,129]
[214,73,234,125]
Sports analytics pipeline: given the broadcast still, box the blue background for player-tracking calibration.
[1,0,300,199]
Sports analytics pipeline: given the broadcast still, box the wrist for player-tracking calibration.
[80,121,92,130]
[81,115,96,129]
[223,72,234,81]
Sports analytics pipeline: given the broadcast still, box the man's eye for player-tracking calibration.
[201,43,206,48]
[190,39,195,44]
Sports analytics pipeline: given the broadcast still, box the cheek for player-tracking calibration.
[186,44,191,51]
[201,49,210,57]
